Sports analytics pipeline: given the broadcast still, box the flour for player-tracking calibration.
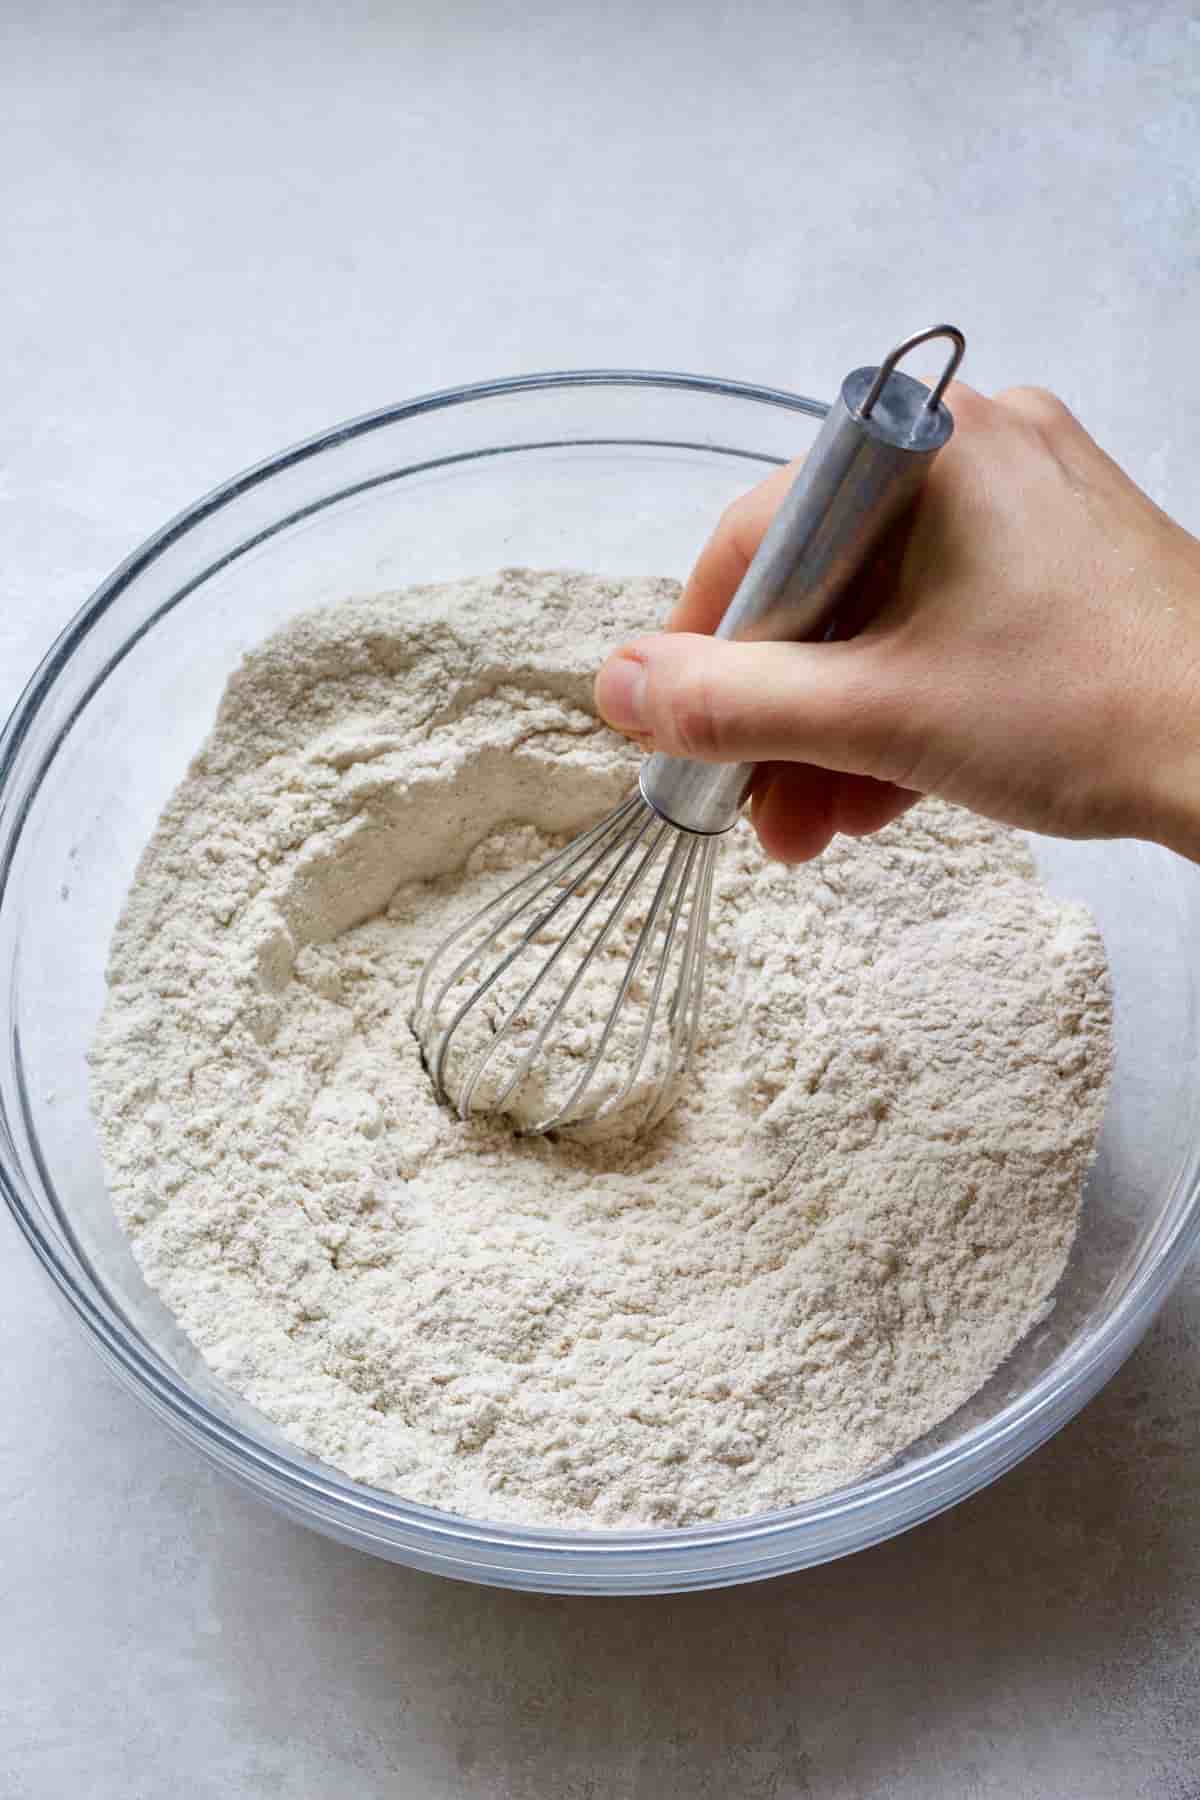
[89,568,1112,1529]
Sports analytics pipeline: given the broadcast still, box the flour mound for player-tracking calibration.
[89,569,1112,1529]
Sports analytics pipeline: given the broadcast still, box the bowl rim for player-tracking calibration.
[3,367,1199,1584]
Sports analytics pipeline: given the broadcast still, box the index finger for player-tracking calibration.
[668,458,803,635]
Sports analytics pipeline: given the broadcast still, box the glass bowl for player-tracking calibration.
[3,372,1198,1594]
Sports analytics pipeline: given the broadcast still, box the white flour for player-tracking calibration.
[89,569,1112,1528]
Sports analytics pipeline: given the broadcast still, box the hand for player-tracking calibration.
[594,382,1200,863]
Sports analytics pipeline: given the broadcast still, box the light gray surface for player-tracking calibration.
[2,3,1199,1794]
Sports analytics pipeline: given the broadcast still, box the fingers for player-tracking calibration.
[748,762,836,861]
[593,631,923,863]
[750,765,919,862]
[669,461,800,634]
[670,380,990,641]
[594,631,915,781]
[618,373,990,866]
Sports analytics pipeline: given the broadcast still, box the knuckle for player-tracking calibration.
[717,493,756,548]
[662,667,725,759]
[837,653,916,779]
[996,384,1073,436]
[720,466,794,559]
[936,380,989,431]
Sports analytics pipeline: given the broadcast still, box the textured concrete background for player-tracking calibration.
[2,2,1199,1794]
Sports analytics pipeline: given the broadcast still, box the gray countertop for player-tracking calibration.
[3,4,1199,1794]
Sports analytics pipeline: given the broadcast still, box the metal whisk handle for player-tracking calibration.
[640,324,966,837]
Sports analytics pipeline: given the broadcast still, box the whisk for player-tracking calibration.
[413,326,966,1134]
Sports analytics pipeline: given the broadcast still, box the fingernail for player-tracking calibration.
[595,653,648,732]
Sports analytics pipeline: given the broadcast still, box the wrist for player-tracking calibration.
[1113,523,1200,863]
[1143,747,1200,864]
[1129,630,1200,865]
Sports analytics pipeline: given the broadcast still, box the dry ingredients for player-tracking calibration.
[90,569,1112,1528]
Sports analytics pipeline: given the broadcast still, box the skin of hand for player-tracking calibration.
[594,381,1200,864]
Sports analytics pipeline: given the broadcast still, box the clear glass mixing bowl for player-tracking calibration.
[2,372,1198,1594]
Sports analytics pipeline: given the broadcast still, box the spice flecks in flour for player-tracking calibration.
[89,569,1112,1528]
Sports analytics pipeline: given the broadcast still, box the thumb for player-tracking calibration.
[594,631,915,783]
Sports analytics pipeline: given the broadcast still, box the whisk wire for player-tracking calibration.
[414,793,723,1133]
[549,831,701,1133]
[525,828,698,1133]
[456,810,670,1119]
[644,836,716,1131]
[419,796,643,1100]
[415,792,640,1040]
[480,821,676,1122]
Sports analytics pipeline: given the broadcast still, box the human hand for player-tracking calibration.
[594,383,1200,863]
